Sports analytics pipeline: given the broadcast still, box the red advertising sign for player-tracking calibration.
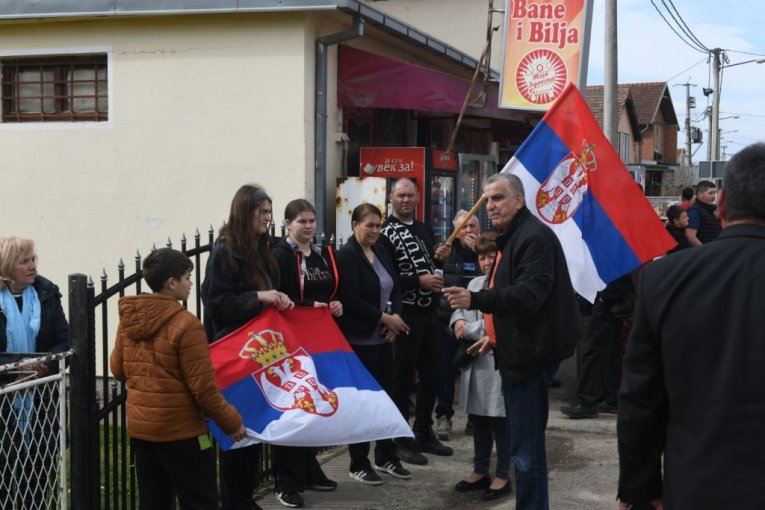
[499,0,593,111]
[431,150,458,171]
[359,147,427,219]
[359,147,426,179]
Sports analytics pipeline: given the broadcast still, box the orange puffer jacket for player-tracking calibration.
[110,293,242,442]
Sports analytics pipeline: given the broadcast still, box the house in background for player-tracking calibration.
[585,84,642,165]
[585,82,679,195]
[626,81,680,195]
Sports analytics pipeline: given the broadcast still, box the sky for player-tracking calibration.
[585,0,764,161]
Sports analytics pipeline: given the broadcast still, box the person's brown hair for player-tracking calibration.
[351,203,383,224]
[474,232,498,256]
[219,184,279,290]
[142,248,193,293]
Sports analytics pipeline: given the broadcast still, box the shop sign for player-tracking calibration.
[499,0,593,111]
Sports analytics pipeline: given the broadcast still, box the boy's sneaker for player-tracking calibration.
[436,416,452,440]
[349,468,384,485]
[274,488,304,508]
[374,460,412,479]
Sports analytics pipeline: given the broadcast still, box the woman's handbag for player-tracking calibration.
[452,339,477,370]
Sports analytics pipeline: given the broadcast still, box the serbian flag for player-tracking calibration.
[503,83,676,302]
[207,307,412,450]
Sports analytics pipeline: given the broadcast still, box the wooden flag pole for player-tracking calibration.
[434,194,487,260]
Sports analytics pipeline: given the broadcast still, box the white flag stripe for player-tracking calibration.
[229,387,413,448]
[505,157,606,302]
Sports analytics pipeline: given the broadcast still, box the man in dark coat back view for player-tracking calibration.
[617,142,765,510]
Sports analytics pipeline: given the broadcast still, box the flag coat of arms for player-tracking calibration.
[503,83,676,302]
[208,307,412,450]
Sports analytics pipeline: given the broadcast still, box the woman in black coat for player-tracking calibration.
[201,184,294,510]
[0,237,69,509]
[270,199,341,508]
[335,204,410,485]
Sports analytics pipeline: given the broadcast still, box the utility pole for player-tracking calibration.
[710,48,722,161]
[706,106,713,161]
[603,0,618,148]
[675,83,696,166]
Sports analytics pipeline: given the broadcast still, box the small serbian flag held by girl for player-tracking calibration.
[502,83,676,302]
[208,307,412,451]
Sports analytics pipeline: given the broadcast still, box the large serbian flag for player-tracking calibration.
[503,83,676,302]
[208,307,412,450]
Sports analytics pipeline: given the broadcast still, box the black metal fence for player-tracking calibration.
[68,225,337,509]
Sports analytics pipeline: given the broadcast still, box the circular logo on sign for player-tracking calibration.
[515,49,567,105]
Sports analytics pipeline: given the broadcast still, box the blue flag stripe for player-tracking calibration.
[515,122,641,282]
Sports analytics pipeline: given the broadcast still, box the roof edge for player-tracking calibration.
[0,0,499,79]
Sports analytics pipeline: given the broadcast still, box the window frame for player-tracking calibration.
[0,46,112,129]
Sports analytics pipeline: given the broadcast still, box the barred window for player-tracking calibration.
[1,54,108,122]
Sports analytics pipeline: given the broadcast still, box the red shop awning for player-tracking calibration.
[338,45,527,122]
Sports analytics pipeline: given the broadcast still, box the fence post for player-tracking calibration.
[69,273,99,509]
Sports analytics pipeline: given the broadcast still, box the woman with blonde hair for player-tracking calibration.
[0,237,69,509]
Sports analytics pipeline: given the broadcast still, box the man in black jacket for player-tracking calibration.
[378,178,452,466]
[617,144,765,510]
[444,173,580,510]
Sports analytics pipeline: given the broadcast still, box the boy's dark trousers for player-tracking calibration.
[132,436,218,510]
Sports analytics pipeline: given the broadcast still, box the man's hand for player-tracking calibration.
[419,273,444,292]
[462,233,478,252]
[434,243,452,260]
[442,286,470,309]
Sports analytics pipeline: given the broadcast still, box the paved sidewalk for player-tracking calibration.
[256,357,619,509]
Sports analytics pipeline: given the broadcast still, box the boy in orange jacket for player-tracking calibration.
[110,248,246,509]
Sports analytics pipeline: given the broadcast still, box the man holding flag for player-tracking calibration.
[444,172,580,510]
[444,83,674,509]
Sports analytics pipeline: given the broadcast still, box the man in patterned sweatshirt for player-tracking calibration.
[378,178,452,466]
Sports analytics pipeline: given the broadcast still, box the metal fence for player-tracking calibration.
[0,352,72,510]
[68,225,338,509]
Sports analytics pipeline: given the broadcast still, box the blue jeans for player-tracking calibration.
[503,372,550,510]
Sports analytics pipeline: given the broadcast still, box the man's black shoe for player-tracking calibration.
[394,439,428,465]
[596,401,618,414]
[560,403,599,419]
[414,435,453,456]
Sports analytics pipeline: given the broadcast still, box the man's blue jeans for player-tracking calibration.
[503,372,550,510]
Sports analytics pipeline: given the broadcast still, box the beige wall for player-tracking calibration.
[617,105,635,163]
[1,13,315,294]
[363,0,505,68]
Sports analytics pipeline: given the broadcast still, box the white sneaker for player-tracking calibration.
[436,416,452,441]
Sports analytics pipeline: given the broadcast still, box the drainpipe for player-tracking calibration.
[315,16,363,237]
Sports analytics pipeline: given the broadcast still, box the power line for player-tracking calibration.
[665,57,708,82]
[726,49,765,58]
[663,0,710,52]
[649,0,709,54]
